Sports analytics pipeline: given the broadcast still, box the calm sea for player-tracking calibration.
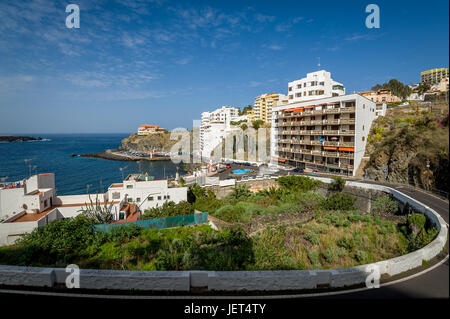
[0,134,180,195]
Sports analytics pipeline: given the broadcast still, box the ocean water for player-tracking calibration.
[0,134,180,195]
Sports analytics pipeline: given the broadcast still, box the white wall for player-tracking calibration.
[354,95,377,175]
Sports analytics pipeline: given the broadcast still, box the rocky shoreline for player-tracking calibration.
[0,135,42,142]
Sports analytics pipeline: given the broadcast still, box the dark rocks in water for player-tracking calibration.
[70,153,78,157]
[0,136,42,142]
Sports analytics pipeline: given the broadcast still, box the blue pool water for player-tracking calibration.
[232,169,252,175]
[0,134,180,195]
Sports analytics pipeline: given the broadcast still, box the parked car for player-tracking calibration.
[226,164,231,169]
[293,168,304,173]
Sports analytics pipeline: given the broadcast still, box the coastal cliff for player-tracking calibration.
[119,132,187,152]
[362,103,449,192]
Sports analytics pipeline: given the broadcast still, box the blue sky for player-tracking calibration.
[0,0,448,134]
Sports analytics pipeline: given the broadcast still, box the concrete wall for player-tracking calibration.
[0,180,446,292]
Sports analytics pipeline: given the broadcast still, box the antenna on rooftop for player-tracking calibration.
[317,57,321,70]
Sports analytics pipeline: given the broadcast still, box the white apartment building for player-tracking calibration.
[288,70,345,103]
[200,106,240,158]
[0,173,187,245]
[271,94,377,176]
[107,174,187,211]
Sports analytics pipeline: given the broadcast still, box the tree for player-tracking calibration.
[328,177,346,192]
[252,120,264,130]
[239,105,253,116]
[79,195,115,224]
[416,83,431,95]
[371,79,412,100]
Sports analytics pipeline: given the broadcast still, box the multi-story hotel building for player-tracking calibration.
[200,106,240,158]
[288,70,345,103]
[271,94,377,176]
[252,93,288,123]
[421,68,449,85]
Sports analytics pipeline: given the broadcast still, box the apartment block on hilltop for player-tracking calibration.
[252,93,288,123]
[271,94,377,176]
[421,68,449,85]
[359,89,401,104]
[288,70,345,103]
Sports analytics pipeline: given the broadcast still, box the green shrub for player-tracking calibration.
[372,195,398,215]
[141,200,194,219]
[354,250,368,263]
[321,193,356,210]
[307,250,322,269]
[304,232,320,245]
[328,177,346,192]
[276,176,322,192]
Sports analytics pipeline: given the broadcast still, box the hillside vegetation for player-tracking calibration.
[363,104,449,191]
[0,176,437,271]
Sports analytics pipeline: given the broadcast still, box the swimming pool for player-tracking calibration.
[232,169,252,175]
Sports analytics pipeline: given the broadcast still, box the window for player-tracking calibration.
[126,185,133,189]
[362,136,365,141]
[136,197,141,202]
[288,86,292,91]
[319,81,324,86]
[297,84,302,89]
[163,195,167,200]
[157,196,162,200]
[148,196,154,201]
[112,192,120,199]
[167,195,170,200]
[296,93,301,97]
[289,95,293,99]
[362,125,365,131]
[127,198,133,203]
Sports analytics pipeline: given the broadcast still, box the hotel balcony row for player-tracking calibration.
[277,140,354,147]
[275,155,354,170]
[277,106,356,119]
[276,129,355,136]
[276,148,354,159]
[277,118,355,126]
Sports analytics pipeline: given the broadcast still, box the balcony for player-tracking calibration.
[339,142,355,147]
[301,120,311,125]
[310,130,323,135]
[341,107,356,113]
[300,149,312,155]
[323,119,340,125]
[324,151,339,157]
[323,108,341,114]
[323,130,339,135]
[311,120,323,125]
[339,153,354,159]
[311,109,323,115]
[310,140,323,146]
[323,141,339,146]
[299,130,311,135]
[340,130,355,136]
[326,163,340,168]
[311,150,323,156]
[339,119,355,125]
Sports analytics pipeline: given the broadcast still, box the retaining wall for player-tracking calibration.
[0,181,447,292]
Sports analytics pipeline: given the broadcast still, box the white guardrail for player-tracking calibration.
[0,180,447,292]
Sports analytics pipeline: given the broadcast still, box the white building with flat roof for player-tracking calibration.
[0,173,188,246]
[287,70,345,103]
[200,106,240,159]
[271,93,377,176]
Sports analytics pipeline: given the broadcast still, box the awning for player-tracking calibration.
[323,146,337,150]
[339,147,354,151]
[304,105,315,109]
[293,107,304,113]
[284,108,295,112]
[327,102,340,105]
